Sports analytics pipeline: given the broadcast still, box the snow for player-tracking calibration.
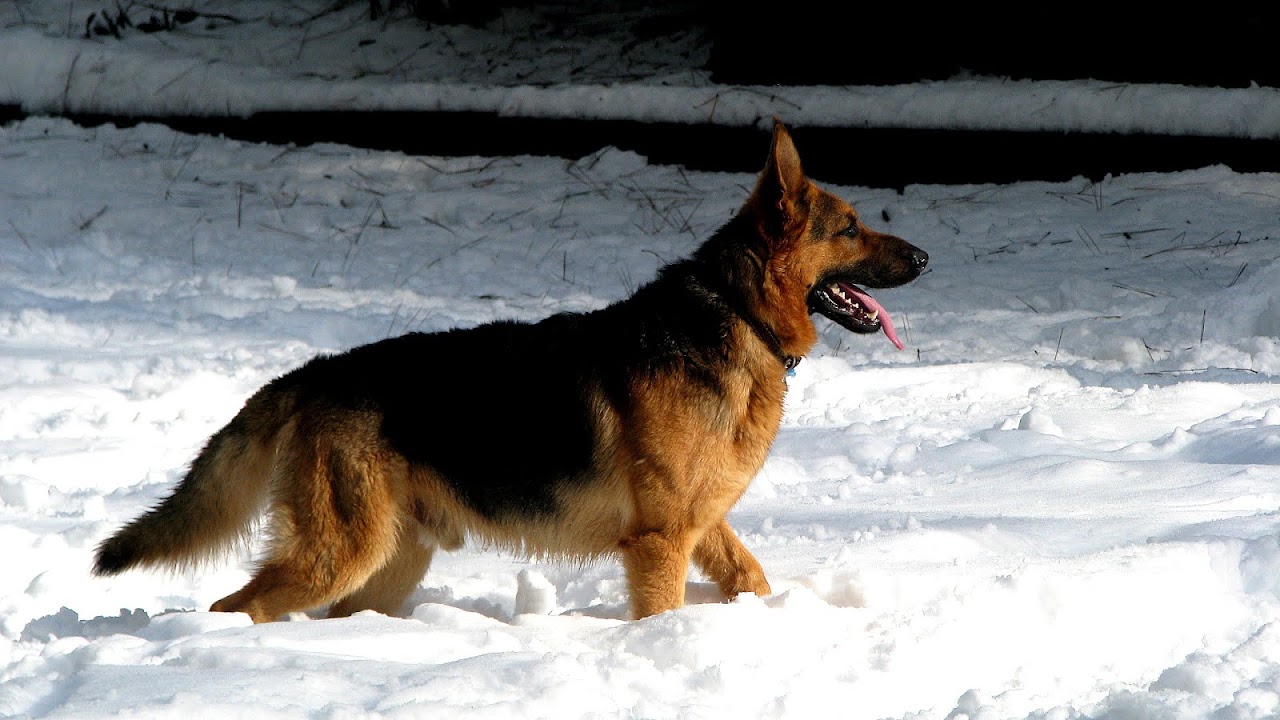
[3,3,1280,138]
[1,2,1279,718]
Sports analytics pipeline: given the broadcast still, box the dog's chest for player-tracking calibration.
[726,370,787,468]
[621,364,785,479]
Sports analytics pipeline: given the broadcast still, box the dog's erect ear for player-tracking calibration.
[753,119,809,234]
[766,120,805,196]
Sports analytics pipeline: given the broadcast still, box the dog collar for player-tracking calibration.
[740,310,801,372]
[693,272,801,372]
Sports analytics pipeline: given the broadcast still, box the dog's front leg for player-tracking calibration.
[619,529,697,619]
[692,518,771,600]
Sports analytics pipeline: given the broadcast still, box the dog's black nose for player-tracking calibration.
[911,249,929,270]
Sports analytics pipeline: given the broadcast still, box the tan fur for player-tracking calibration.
[94,121,924,623]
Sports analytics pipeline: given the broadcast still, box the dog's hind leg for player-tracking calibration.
[328,528,434,619]
[210,419,403,623]
[692,519,771,600]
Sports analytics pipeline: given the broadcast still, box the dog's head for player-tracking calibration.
[745,120,928,349]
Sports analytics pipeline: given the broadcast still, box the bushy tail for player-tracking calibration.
[93,388,294,576]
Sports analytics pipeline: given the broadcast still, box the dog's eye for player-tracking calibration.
[839,223,860,239]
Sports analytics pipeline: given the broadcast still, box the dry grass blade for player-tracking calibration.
[1113,283,1162,298]
[77,205,108,232]
[9,218,34,254]
[1099,228,1169,240]
[258,223,310,241]
[1143,367,1259,377]
[421,214,460,238]
[1227,262,1248,288]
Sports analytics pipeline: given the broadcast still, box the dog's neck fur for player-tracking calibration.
[689,215,803,370]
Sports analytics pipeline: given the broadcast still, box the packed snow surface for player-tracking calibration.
[2,1,1280,138]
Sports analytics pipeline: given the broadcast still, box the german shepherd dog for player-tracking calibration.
[94,121,928,623]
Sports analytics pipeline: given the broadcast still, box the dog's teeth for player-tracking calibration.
[827,285,867,315]
[868,310,879,322]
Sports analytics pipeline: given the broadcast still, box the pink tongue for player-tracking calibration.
[842,284,904,350]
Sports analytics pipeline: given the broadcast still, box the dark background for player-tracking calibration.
[706,6,1279,88]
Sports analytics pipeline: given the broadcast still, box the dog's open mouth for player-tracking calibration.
[808,281,904,350]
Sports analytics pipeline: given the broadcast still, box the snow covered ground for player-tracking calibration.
[3,1,1280,138]
[1,2,1279,719]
